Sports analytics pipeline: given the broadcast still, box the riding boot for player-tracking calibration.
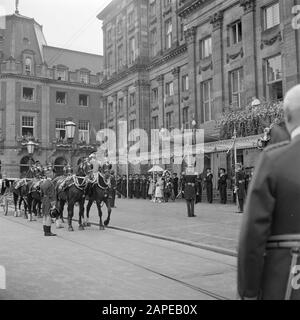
[43,225,47,236]
[45,226,56,236]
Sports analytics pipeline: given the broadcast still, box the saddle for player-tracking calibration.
[15,179,29,190]
[29,179,43,193]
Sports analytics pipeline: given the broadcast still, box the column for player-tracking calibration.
[156,74,165,128]
[184,27,198,123]
[172,66,181,128]
[240,0,258,102]
[210,11,224,118]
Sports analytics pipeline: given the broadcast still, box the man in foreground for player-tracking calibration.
[238,85,300,300]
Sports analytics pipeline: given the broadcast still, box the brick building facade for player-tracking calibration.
[0,11,104,178]
[98,0,300,182]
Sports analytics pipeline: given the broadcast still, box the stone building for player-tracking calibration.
[0,10,104,177]
[99,0,300,182]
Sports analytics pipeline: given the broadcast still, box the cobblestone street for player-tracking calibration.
[83,198,242,253]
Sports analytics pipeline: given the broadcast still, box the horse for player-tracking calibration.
[85,166,112,230]
[27,178,43,220]
[11,179,30,218]
[52,163,89,232]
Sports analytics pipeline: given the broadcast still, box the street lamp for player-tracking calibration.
[26,141,35,155]
[65,121,76,141]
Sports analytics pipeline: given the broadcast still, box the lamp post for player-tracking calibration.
[26,140,35,178]
[64,121,76,166]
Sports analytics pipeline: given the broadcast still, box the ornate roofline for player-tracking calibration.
[177,0,209,18]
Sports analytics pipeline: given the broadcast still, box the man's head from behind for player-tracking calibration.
[284,85,300,135]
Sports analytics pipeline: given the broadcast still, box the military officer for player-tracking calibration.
[183,168,197,218]
[238,85,300,300]
[40,167,57,236]
[235,164,246,213]
[204,168,213,203]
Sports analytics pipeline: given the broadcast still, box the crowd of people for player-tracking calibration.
[111,165,254,212]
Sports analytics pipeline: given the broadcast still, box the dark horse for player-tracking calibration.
[85,166,112,230]
[27,178,42,220]
[11,179,30,218]
[52,164,88,231]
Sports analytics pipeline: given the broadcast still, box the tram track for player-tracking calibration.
[1,214,232,300]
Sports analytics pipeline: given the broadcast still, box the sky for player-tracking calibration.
[1,0,113,55]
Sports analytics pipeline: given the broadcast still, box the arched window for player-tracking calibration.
[54,157,67,177]
[25,57,32,74]
[20,156,35,178]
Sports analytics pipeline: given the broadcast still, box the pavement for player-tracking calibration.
[81,198,242,254]
[0,214,237,300]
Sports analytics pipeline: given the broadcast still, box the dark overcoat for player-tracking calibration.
[238,138,300,300]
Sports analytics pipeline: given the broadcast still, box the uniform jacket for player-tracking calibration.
[238,138,300,300]
[183,175,196,200]
[40,178,56,216]
[235,171,246,199]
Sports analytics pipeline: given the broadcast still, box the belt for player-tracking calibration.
[266,234,300,249]
[186,183,195,186]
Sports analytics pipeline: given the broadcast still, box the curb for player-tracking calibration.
[64,216,237,257]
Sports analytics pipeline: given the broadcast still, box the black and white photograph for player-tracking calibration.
[0,0,300,309]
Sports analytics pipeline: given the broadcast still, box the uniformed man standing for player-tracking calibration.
[204,168,213,203]
[40,167,57,237]
[237,85,300,300]
[235,164,246,213]
[183,169,197,218]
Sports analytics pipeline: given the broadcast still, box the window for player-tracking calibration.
[166,112,174,130]
[182,107,189,129]
[118,98,124,113]
[79,94,89,107]
[152,116,159,129]
[264,2,280,30]
[117,20,123,34]
[265,55,283,100]
[128,11,134,26]
[230,68,244,108]
[107,52,113,75]
[55,119,66,140]
[152,88,158,104]
[56,92,66,104]
[165,19,172,49]
[200,37,212,59]
[129,92,136,107]
[202,80,213,122]
[150,29,158,57]
[118,44,124,70]
[22,87,34,101]
[130,119,136,131]
[80,72,89,84]
[129,37,136,64]
[108,102,113,114]
[57,70,66,81]
[78,121,90,144]
[21,116,34,137]
[182,75,189,92]
[25,57,32,75]
[107,29,112,43]
[230,21,242,45]
[166,81,174,97]
[150,0,156,16]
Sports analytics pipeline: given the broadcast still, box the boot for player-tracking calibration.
[44,226,56,237]
[43,225,47,236]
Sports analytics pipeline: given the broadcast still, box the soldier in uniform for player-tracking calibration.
[128,175,133,199]
[40,167,57,236]
[182,170,197,217]
[110,170,117,208]
[238,85,300,300]
[204,168,213,203]
[195,173,202,204]
[121,175,127,198]
[235,164,246,213]
[218,168,228,204]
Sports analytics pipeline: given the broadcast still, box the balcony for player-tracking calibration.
[218,101,284,140]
